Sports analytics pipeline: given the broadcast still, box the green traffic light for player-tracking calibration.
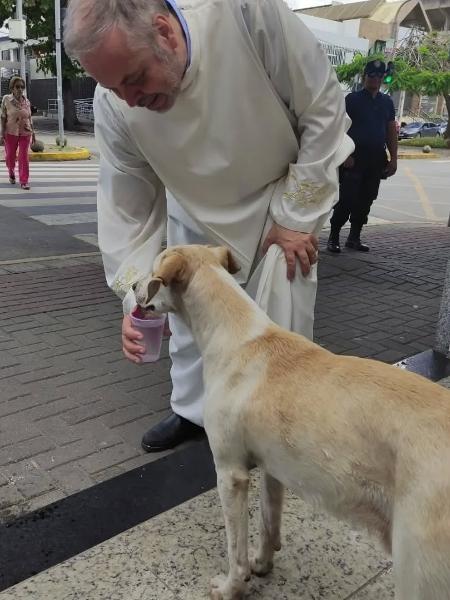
[384,74,393,84]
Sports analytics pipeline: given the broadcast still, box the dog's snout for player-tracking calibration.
[149,304,155,311]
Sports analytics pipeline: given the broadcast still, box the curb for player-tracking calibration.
[398,152,440,160]
[28,147,91,161]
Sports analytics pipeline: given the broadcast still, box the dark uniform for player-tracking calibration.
[329,63,395,252]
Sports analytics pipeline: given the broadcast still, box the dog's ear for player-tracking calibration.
[146,278,162,300]
[212,247,241,274]
[154,253,187,286]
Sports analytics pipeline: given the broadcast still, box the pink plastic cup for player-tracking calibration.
[130,308,166,363]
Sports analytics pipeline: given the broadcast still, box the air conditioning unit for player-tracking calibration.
[8,19,27,42]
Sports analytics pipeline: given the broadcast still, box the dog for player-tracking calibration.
[133,245,450,600]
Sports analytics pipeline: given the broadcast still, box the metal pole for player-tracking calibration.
[54,0,65,146]
[397,89,405,122]
[15,0,26,83]
[435,258,450,356]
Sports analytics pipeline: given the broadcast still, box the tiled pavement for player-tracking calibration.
[0,223,449,523]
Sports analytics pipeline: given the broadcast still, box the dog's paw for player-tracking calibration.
[209,574,246,600]
[249,550,274,577]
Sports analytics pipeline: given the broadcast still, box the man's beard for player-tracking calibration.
[138,47,183,112]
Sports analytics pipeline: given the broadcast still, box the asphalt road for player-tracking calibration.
[373,157,450,225]
[0,156,448,265]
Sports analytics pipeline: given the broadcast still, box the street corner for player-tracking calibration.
[398,151,440,160]
[0,147,91,162]
[29,147,91,161]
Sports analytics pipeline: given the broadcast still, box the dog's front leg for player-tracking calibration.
[210,467,250,600]
[250,471,284,576]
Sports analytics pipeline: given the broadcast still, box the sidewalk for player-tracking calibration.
[1,222,448,525]
[1,221,449,599]
[33,116,99,158]
[32,115,450,161]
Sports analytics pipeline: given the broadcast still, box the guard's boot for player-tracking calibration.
[345,226,369,252]
[327,229,341,253]
[345,239,370,252]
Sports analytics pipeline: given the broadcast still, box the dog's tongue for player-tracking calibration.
[133,306,148,319]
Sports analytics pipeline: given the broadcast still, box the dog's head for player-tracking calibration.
[132,245,240,314]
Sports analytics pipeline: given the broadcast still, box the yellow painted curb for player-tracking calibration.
[29,147,91,161]
[398,152,440,160]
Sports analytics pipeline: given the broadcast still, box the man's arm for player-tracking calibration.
[385,120,398,177]
[239,0,354,277]
[94,87,167,314]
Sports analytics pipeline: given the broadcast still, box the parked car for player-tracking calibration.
[398,121,441,139]
[438,122,448,136]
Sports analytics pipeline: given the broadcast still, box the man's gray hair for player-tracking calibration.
[64,0,170,61]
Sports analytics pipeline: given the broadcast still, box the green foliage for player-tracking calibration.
[336,33,450,98]
[0,0,82,79]
[335,53,385,83]
[399,136,447,148]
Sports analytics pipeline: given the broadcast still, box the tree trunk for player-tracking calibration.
[62,77,80,131]
[444,93,450,141]
[442,94,450,141]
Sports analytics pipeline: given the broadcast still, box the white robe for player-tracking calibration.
[94,0,354,424]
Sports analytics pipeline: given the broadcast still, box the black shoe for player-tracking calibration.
[141,412,203,453]
[327,239,341,253]
[345,239,369,252]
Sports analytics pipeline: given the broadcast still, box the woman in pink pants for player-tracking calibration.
[0,76,35,190]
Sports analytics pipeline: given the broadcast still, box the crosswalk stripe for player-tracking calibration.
[0,161,100,247]
[74,233,99,246]
[0,197,96,207]
[33,213,98,225]
[1,186,97,195]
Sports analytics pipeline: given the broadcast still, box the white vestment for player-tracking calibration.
[94,0,354,425]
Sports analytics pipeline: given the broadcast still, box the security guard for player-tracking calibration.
[327,60,398,253]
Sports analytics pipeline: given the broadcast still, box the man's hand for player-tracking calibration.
[122,313,145,364]
[262,224,319,281]
[384,159,397,178]
[342,156,355,169]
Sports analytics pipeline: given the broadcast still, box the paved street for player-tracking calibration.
[0,161,99,252]
[373,157,450,224]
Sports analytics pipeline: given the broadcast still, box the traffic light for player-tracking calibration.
[384,61,394,84]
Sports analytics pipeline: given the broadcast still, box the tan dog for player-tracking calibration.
[134,245,450,600]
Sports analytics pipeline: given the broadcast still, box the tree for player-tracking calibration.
[336,31,450,139]
[0,0,84,130]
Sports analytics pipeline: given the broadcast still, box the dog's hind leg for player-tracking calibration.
[250,471,284,576]
[392,501,450,600]
[210,466,250,600]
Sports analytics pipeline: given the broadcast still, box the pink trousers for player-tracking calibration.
[5,133,31,185]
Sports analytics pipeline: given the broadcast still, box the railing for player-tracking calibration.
[47,98,58,116]
[401,108,447,124]
[74,98,94,121]
[318,40,360,67]
[47,98,94,121]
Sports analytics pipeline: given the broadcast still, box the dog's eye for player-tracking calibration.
[132,283,137,292]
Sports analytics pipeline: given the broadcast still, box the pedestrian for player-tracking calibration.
[64,0,353,452]
[327,60,398,253]
[0,76,35,190]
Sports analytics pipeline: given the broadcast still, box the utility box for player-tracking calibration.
[8,19,27,42]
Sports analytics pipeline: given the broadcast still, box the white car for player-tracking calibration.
[438,122,448,136]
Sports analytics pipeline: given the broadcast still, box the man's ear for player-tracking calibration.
[154,253,187,286]
[212,247,241,275]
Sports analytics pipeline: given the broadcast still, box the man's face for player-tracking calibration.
[364,72,384,94]
[81,18,186,112]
